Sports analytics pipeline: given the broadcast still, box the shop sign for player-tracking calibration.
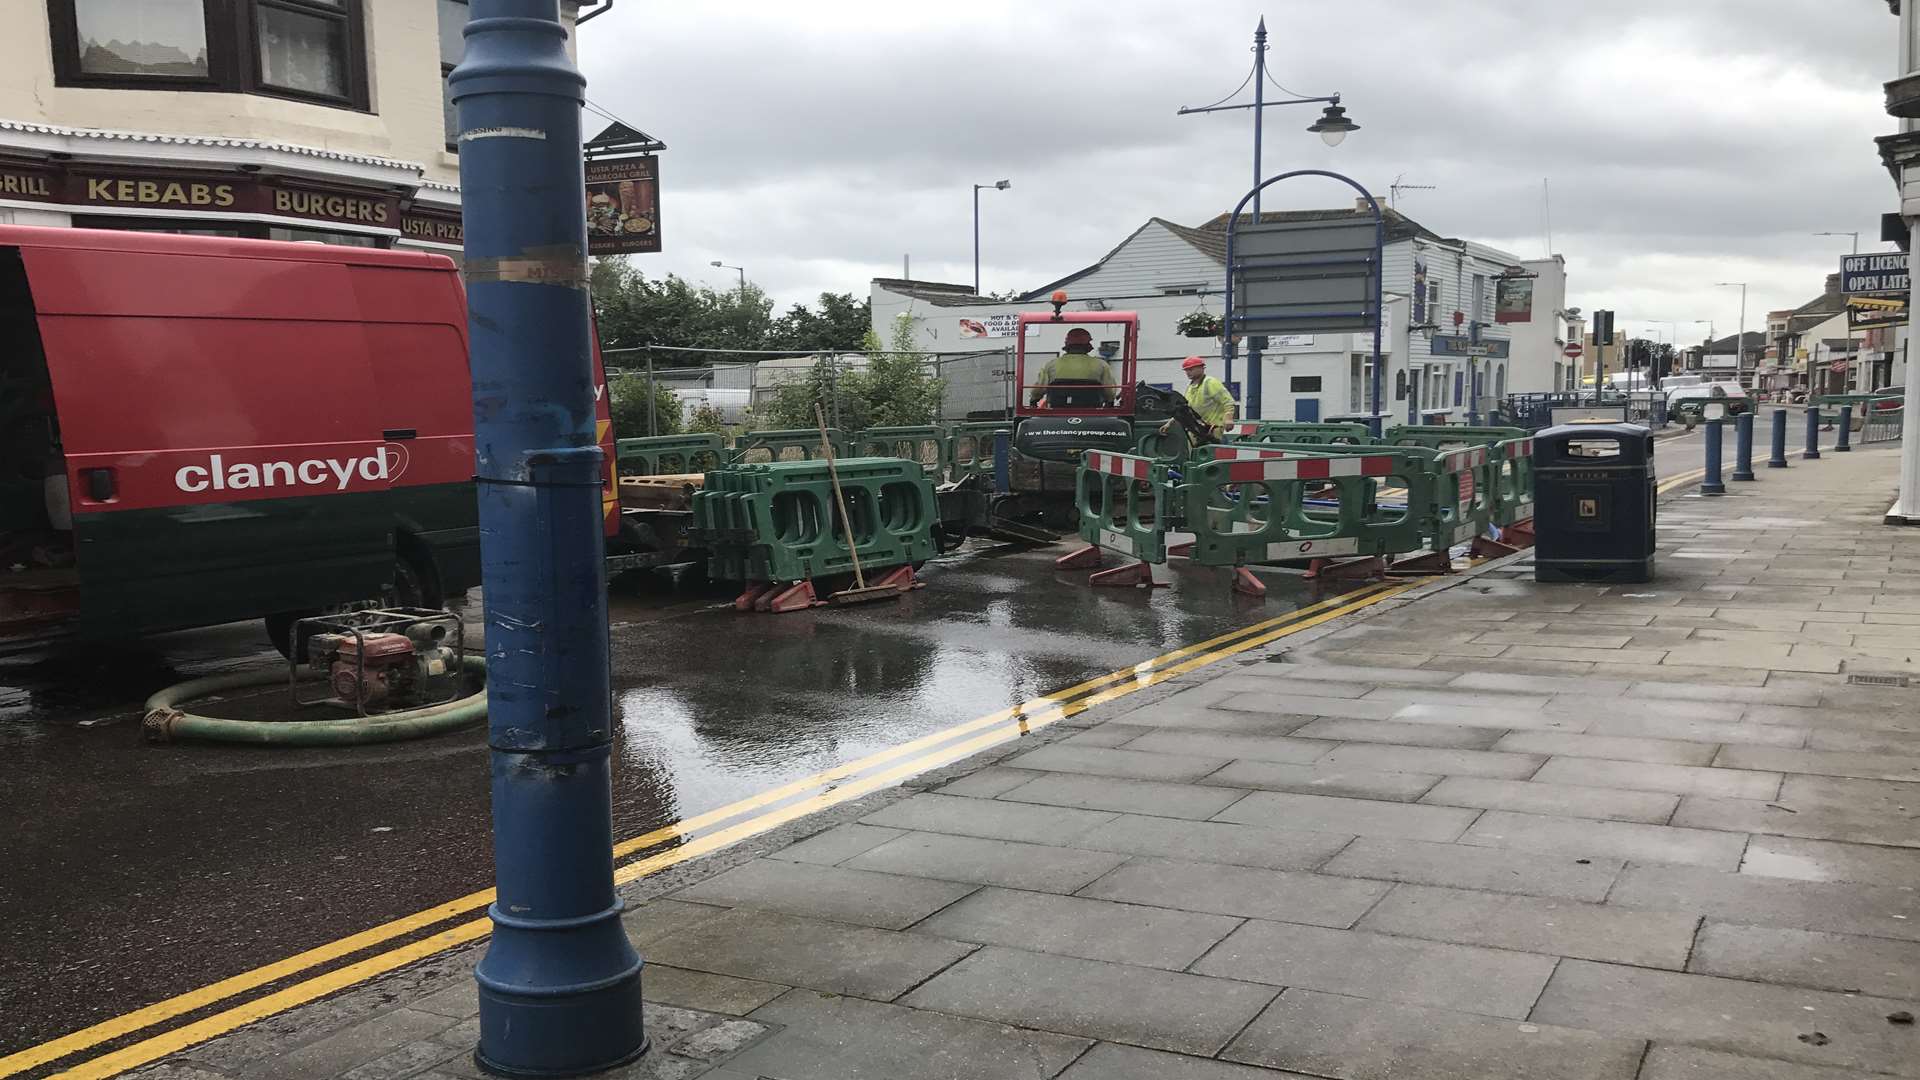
[1429,335,1510,358]
[585,155,660,255]
[0,160,60,203]
[958,313,1026,338]
[1494,275,1534,323]
[1841,252,1909,296]
[400,208,464,246]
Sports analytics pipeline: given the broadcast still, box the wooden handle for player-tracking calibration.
[814,404,867,588]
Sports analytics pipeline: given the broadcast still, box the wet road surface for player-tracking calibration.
[0,540,1341,1055]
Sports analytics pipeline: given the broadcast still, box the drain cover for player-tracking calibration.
[1848,672,1912,688]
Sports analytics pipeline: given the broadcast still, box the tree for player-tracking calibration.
[608,372,683,438]
[686,403,726,434]
[759,354,870,431]
[589,257,872,364]
[772,292,871,352]
[859,319,944,427]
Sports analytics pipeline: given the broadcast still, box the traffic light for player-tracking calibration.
[1593,310,1615,346]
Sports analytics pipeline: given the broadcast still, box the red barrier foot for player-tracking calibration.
[1471,535,1521,558]
[1168,540,1196,558]
[869,565,923,590]
[1089,560,1171,588]
[1305,555,1386,582]
[1232,567,1267,597]
[1055,544,1103,570]
[1503,518,1536,547]
[734,583,774,612]
[757,580,821,612]
[1388,550,1455,576]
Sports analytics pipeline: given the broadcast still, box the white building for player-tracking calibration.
[0,2,598,256]
[873,205,1561,423]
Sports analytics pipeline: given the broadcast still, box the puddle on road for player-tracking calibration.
[604,543,1332,835]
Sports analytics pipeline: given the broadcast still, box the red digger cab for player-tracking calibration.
[1011,294,1141,463]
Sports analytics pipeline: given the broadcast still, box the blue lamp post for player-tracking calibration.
[449,2,647,1074]
[1178,18,1358,418]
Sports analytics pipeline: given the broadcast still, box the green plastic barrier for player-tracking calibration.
[1490,435,1536,526]
[1863,404,1905,444]
[1179,445,1432,566]
[1426,443,1498,550]
[1381,424,1526,451]
[614,433,726,476]
[731,428,846,464]
[1076,451,1168,563]
[944,421,1012,481]
[851,426,949,478]
[689,457,935,584]
[1224,421,1374,445]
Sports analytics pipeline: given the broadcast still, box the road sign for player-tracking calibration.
[1563,343,1584,359]
[1227,216,1381,334]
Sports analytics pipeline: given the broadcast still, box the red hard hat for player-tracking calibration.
[1181,356,1206,370]
[1065,328,1093,345]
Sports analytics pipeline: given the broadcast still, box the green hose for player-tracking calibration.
[142,657,488,746]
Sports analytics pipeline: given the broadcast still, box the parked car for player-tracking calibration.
[1667,381,1748,420]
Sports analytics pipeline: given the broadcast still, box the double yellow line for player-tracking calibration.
[8,578,1421,1080]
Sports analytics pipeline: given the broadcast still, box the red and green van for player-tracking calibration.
[0,226,618,652]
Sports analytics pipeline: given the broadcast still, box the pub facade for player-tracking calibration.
[0,2,596,256]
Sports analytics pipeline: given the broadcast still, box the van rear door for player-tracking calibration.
[23,240,395,636]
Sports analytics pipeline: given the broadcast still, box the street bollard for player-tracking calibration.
[1768,408,1789,468]
[1731,411,1756,481]
[452,2,648,1075]
[1700,417,1726,495]
[1805,405,1822,460]
[1835,404,1853,452]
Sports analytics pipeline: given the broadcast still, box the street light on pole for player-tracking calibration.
[1177,18,1359,418]
[1814,230,1861,254]
[1715,282,1749,390]
[709,260,745,296]
[973,179,1009,295]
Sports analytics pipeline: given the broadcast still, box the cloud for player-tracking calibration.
[576,0,1899,337]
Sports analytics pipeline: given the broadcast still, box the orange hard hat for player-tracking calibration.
[1181,356,1207,370]
[1065,328,1093,346]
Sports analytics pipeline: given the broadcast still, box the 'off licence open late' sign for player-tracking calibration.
[1841,253,1910,296]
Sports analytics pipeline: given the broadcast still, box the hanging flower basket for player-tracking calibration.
[1176,311,1223,338]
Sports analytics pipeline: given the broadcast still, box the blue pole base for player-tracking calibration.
[1833,445,1851,453]
[475,910,647,1077]
[1767,459,1789,468]
[1699,482,1727,495]
[1805,448,1822,460]
[1731,468,1756,481]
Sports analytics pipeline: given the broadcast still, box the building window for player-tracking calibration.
[439,0,467,149]
[1291,376,1322,393]
[48,0,368,110]
[69,0,211,79]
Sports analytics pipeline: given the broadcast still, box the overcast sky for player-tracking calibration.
[576,0,1898,345]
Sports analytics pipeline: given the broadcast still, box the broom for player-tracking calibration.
[815,404,906,605]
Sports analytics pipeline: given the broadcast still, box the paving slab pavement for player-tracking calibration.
[125,445,1920,1080]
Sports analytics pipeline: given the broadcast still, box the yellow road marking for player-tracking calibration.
[48,578,1419,1080]
[8,581,1398,1079]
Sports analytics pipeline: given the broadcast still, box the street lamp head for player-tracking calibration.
[709,260,723,268]
[1308,101,1358,147]
[994,179,1010,190]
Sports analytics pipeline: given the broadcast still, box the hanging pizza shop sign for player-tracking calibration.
[584,155,661,256]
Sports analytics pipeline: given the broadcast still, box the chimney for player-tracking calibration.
[1356,197,1372,213]
[1825,273,1842,293]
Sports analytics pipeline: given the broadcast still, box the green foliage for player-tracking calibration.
[686,403,727,434]
[608,372,683,437]
[756,319,946,431]
[590,257,870,365]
